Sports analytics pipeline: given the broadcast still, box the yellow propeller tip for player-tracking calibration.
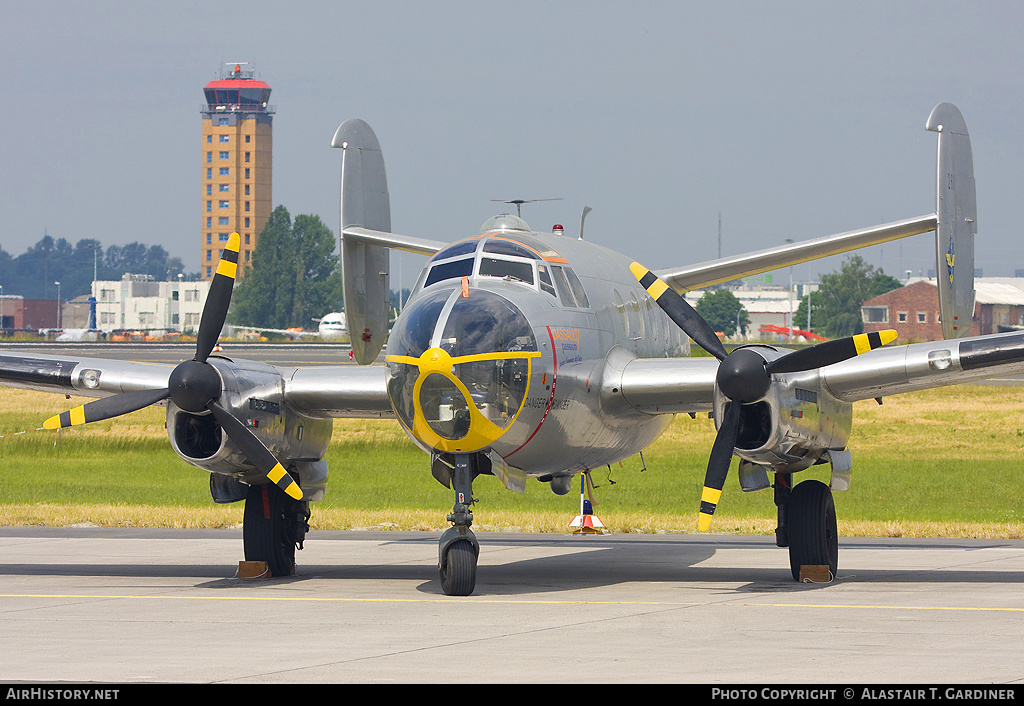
[285,484,303,501]
[42,416,62,430]
[629,262,649,279]
[698,514,713,532]
[227,232,241,251]
[880,330,898,345]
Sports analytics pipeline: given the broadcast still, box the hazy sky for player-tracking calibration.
[2,1,1023,291]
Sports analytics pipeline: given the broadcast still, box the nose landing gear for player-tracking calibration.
[438,453,481,595]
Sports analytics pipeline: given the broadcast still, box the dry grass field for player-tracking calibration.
[1,383,1022,538]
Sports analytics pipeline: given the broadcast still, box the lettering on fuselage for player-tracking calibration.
[551,327,582,364]
[525,396,570,411]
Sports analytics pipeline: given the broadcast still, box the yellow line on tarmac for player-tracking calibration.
[0,593,661,605]
[769,602,1024,613]
[3,593,1024,612]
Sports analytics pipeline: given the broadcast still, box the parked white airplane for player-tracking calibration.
[230,312,347,340]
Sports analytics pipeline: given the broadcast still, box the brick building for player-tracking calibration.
[861,278,1024,342]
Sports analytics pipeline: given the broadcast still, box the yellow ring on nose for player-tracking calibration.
[386,347,541,453]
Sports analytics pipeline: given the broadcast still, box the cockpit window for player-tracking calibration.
[564,267,590,308]
[424,257,474,287]
[430,240,479,263]
[482,239,541,260]
[537,265,557,297]
[550,266,590,308]
[386,288,452,358]
[439,294,537,357]
[385,289,539,449]
[550,266,576,306]
[477,257,534,285]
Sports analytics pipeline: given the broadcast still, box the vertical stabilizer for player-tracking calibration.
[926,103,977,339]
[331,119,391,363]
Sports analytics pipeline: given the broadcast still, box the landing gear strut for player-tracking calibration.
[243,482,309,577]
[775,476,838,581]
[438,453,480,595]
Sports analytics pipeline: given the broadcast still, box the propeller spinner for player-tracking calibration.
[43,234,303,501]
[630,263,896,531]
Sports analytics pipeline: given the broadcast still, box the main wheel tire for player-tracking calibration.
[439,539,477,596]
[787,479,838,581]
[243,483,297,577]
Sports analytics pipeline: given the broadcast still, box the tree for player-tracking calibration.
[229,206,342,329]
[0,233,186,300]
[695,288,750,337]
[811,255,901,339]
[104,243,184,282]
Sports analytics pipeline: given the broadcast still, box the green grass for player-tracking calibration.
[1,385,1023,536]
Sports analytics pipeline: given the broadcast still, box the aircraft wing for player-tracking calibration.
[653,215,937,293]
[611,330,1024,418]
[820,330,1024,402]
[0,350,393,419]
[0,350,173,398]
[284,365,393,418]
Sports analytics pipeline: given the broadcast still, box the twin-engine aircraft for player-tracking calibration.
[4,103,1024,595]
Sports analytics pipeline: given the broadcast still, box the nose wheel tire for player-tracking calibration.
[439,539,477,596]
[787,479,838,581]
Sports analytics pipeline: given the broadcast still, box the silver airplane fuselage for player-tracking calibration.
[384,218,692,478]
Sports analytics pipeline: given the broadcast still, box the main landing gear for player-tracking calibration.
[438,453,481,596]
[774,474,838,581]
[243,482,310,577]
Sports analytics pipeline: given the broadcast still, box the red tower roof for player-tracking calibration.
[203,65,271,111]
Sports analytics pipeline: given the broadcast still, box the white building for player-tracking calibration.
[686,283,819,341]
[93,275,210,334]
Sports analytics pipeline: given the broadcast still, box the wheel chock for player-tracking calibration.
[237,560,271,579]
[799,565,833,583]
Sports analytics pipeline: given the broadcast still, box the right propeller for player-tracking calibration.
[43,234,303,501]
[630,262,896,531]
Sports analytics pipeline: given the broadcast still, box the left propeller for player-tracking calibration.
[630,262,896,531]
[43,234,303,501]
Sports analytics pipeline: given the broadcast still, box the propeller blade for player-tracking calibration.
[766,330,898,374]
[207,400,304,501]
[698,400,740,532]
[43,387,170,430]
[195,232,241,363]
[630,263,728,361]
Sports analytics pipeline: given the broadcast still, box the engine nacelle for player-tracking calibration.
[712,346,854,476]
[166,358,334,500]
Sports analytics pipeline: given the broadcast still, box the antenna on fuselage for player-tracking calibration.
[490,198,563,218]
[579,206,592,240]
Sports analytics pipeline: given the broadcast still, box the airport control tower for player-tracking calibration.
[200,63,273,279]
